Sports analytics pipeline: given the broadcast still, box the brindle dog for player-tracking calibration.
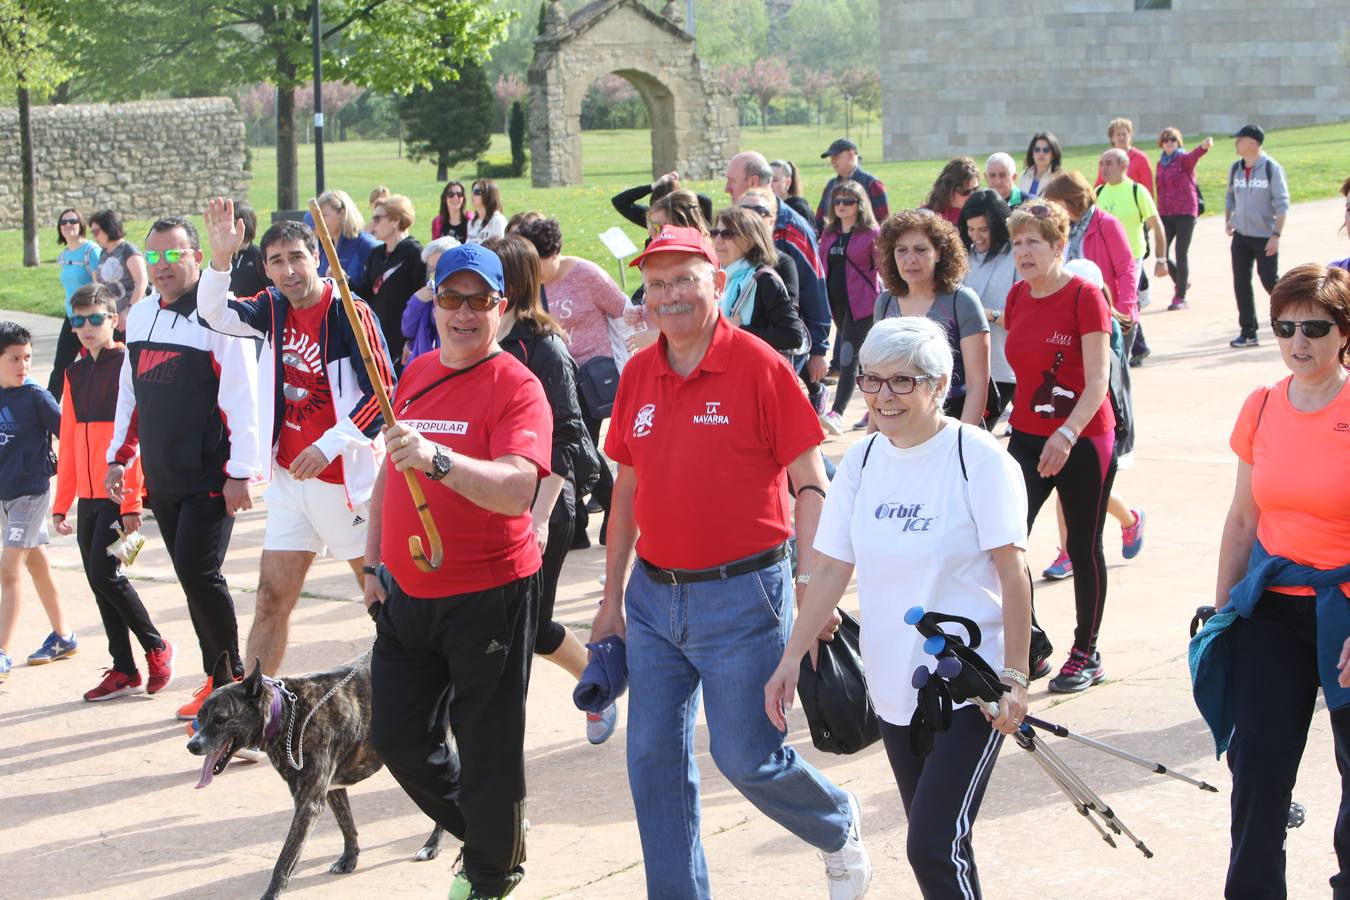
[186,652,445,899]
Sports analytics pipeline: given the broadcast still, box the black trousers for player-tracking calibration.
[830,309,874,416]
[535,484,575,656]
[46,317,80,401]
[1009,430,1117,653]
[370,572,538,896]
[1227,592,1350,899]
[880,707,1004,899]
[574,392,613,536]
[78,498,163,675]
[1231,233,1280,338]
[146,491,241,678]
[1162,214,1197,299]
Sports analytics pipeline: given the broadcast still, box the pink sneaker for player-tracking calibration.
[1042,549,1073,580]
[146,639,175,694]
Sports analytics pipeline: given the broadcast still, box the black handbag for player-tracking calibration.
[577,355,621,419]
[796,609,881,755]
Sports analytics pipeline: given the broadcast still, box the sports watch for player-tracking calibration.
[426,446,454,481]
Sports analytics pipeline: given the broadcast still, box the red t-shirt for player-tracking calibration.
[605,315,824,570]
[381,351,552,599]
[276,289,343,483]
[1230,379,1350,596]
[1003,276,1115,438]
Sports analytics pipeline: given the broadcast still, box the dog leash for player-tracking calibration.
[271,644,374,772]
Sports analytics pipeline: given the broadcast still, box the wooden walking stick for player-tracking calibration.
[307,198,443,572]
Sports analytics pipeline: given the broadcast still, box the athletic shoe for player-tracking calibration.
[1042,549,1073,580]
[820,790,871,899]
[586,702,618,745]
[448,872,506,900]
[0,649,12,682]
[852,413,869,431]
[1030,658,1053,681]
[811,384,833,417]
[1121,508,1146,560]
[145,640,175,694]
[584,497,604,515]
[1129,348,1150,368]
[1048,648,1106,693]
[821,411,845,436]
[177,677,215,721]
[1167,298,1189,311]
[1230,333,1259,349]
[84,668,144,702]
[27,631,78,665]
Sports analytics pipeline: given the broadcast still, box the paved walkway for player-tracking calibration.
[2,198,1347,899]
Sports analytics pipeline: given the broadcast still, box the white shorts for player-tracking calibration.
[262,467,368,561]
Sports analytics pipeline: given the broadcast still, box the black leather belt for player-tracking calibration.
[639,543,788,585]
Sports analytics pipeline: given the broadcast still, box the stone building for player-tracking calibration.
[879,0,1350,162]
[0,98,249,231]
[529,0,739,187]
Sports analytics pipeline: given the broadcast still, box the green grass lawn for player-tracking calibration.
[4,120,1348,317]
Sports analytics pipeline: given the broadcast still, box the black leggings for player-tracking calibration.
[880,707,1004,899]
[831,311,874,415]
[147,491,241,678]
[1226,593,1350,899]
[574,391,613,535]
[1009,429,1117,653]
[1162,215,1197,300]
[78,498,163,675]
[46,317,80,401]
[534,484,575,656]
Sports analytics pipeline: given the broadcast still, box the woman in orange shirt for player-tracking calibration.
[1215,263,1350,897]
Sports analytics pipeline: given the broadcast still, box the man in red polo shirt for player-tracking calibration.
[591,225,872,899]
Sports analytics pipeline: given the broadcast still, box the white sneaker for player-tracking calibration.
[821,411,844,436]
[821,790,871,899]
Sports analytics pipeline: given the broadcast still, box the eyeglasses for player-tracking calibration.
[1272,319,1337,339]
[709,228,737,239]
[742,204,772,218]
[434,290,501,311]
[59,218,80,226]
[955,185,977,197]
[71,313,110,327]
[370,213,388,223]
[645,273,705,297]
[144,248,194,265]
[1032,145,1053,155]
[856,373,935,395]
[833,197,859,207]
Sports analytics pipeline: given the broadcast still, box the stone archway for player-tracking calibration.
[529,0,739,187]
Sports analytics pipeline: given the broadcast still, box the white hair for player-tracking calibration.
[422,235,460,262]
[858,316,953,405]
[1101,148,1128,166]
[985,152,1016,173]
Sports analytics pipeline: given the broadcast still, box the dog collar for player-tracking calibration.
[262,677,285,743]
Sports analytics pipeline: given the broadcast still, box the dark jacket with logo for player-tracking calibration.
[109,281,262,496]
[500,320,591,488]
[0,382,60,501]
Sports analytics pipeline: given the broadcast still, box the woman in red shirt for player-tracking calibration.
[1002,201,1116,694]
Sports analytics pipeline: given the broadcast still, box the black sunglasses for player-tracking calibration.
[447,190,464,198]
[709,228,737,239]
[1032,145,1053,154]
[832,196,859,206]
[59,218,81,226]
[1272,319,1337,339]
[71,313,110,328]
[472,187,484,196]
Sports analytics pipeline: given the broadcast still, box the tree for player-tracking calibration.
[297,81,366,141]
[839,67,881,134]
[67,0,511,210]
[796,68,834,131]
[743,58,790,131]
[398,62,495,181]
[509,100,528,177]
[0,0,74,267]
[494,73,527,133]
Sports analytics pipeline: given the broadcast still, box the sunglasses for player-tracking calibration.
[742,204,773,218]
[1272,319,1337,339]
[71,313,110,327]
[955,185,977,197]
[1020,203,1056,219]
[434,290,500,311]
[370,213,388,223]
[833,196,860,206]
[1162,137,1180,145]
[856,373,935,395]
[144,248,194,265]
[59,218,81,226]
[709,228,737,239]
[1032,145,1053,154]
[447,190,464,198]
[472,187,484,196]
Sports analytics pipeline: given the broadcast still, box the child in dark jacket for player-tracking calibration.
[52,285,175,701]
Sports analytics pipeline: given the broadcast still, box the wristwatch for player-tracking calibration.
[426,446,454,481]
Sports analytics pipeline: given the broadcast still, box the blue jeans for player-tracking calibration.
[624,554,852,899]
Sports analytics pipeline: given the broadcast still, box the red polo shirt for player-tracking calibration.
[605,314,824,570]
[381,351,552,599]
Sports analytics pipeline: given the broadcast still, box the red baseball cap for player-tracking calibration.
[629,224,718,269]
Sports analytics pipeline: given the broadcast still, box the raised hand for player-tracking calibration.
[203,197,245,272]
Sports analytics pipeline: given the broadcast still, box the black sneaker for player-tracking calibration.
[1030,658,1053,681]
[1129,348,1150,368]
[1047,648,1105,693]
[1230,333,1259,349]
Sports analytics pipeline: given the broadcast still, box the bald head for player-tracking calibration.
[1099,148,1129,184]
[725,151,773,203]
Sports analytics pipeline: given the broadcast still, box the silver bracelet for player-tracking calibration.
[1000,667,1029,689]
[1055,425,1078,447]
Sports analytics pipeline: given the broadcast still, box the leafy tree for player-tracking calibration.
[689,0,769,71]
[778,0,878,77]
[796,68,834,131]
[0,0,74,266]
[743,58,790,131]
[509,100,528,176]
[398,62,495,181]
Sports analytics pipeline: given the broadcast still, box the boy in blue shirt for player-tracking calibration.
[0,322,75,680]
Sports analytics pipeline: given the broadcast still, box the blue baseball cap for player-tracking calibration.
[434,243,504,293]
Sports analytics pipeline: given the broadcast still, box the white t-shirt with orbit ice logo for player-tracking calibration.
[814,421,1028,726]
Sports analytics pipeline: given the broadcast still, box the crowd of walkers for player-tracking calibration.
[0,119,1346,900]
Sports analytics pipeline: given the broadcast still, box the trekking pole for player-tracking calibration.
[306,198,443,572]
[1020,714,1219,793]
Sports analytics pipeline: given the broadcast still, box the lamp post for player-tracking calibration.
[311,0,325,195]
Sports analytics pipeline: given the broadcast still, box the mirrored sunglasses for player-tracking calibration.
[143,248,193,265]
[71,313,110,328]
[434,290,500,311]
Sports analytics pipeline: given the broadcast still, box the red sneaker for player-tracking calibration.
[84,668,144,702]
[176,677,214,721]
[145,640,175,694]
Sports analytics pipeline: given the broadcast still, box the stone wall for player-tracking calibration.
[530,0,739,187]
[0,98,249,230]
[879,0,1350,162]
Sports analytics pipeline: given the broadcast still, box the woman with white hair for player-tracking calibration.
[765,315,1031,900]
[400,235,460,363]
